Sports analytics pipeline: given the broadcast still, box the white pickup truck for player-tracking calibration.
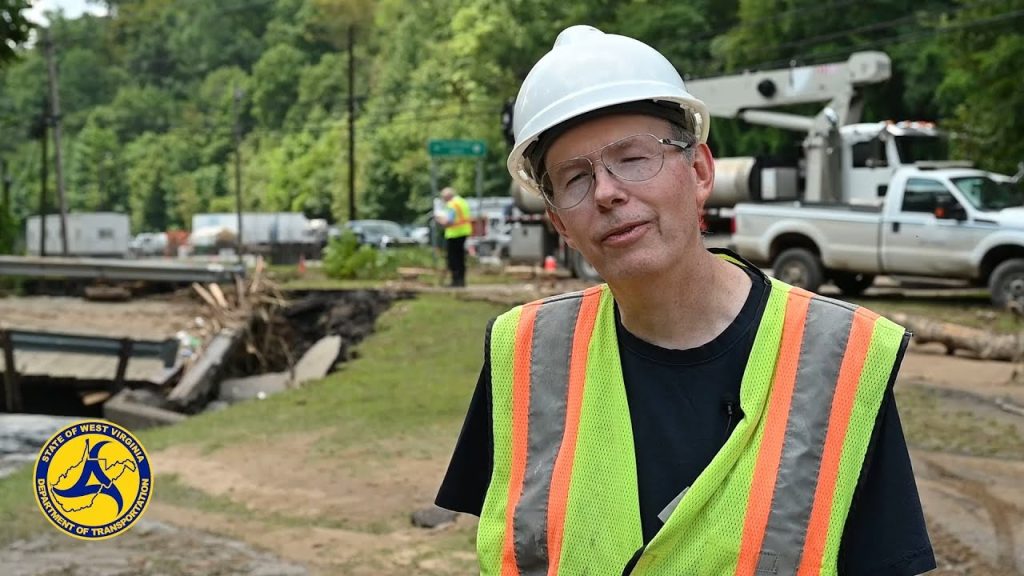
[732,166,1024,307]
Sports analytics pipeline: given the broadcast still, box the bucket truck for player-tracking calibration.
[506,51,965,278]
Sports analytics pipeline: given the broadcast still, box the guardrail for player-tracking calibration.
[0,329,180,412]
[0,256,244,283]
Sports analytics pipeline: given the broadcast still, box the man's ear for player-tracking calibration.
[547,208,578,251]
[690,143,716,212]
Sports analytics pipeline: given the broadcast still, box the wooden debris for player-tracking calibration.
[504,265,538,279]
[994,397,1024,417]
[192,282,220,309]
[84,285,132,302]
[891,313,1024,362]
[234,275,247,309]
[81,390,112,406]
[250,255,265,295]
[397,267,435,281]
[208,283,230,310]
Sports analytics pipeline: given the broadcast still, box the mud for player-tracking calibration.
[0,520,308,576]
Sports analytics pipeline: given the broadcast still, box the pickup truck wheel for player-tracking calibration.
[831,272,875,296]
[774,248,824,292]
[988,259,1024,309]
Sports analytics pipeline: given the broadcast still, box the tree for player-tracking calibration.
[1,0,33,67]
[938,0,1024,173]
[70,119,128,212]
[251,44,307,131]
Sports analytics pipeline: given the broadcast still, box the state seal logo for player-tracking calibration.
[33,420,153,540]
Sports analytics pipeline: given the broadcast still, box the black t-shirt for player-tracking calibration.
[437,264,936,576]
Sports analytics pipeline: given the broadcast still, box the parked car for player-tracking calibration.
[406,225,431,246]
[338,219,418,248]
[129,232,169,257]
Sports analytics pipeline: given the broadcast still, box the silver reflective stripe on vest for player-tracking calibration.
[756,296,855,574]
[513,294,584,575]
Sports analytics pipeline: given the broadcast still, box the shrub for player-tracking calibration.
[323,231,437,280]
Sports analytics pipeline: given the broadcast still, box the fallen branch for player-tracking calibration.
[208,283,230,310]
[891,313,1024,362]
[249,255,265,295]
[192,282,220,309]
[994,397,1024,417]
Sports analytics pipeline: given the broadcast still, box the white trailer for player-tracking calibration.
[190,212,323,248]
[25,212,130,258]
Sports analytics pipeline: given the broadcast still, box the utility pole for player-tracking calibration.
[347,25,357,221]
[44,28,69,256]
[233,86,244,263]
[39,99,48,257]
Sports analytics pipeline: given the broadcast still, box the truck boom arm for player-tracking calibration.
[685,51,892,203]
[686,51,891,120]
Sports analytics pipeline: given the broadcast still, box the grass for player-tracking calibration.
[848,293,1024,333]
[141,293,504,452]
[897,384,1024,459]
[269,259,547,290]
[0,292,508,546]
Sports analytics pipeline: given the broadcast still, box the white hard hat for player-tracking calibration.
[507,25,711,196]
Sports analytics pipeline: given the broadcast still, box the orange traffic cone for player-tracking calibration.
[543,255,557,273]
[297,253,307,275]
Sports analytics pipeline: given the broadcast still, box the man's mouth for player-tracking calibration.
[601,221,648,244]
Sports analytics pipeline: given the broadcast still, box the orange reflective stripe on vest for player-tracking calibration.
[480,273,904,576]
[736,290,881,574]
[500,285,604,575]
[452,201,471,225]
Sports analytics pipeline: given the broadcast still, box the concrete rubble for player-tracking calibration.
[218,371,291,403]
[291,335,342,387]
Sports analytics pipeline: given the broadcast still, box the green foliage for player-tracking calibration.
[0,0,33,67]
[323,231,379,279]
[0,0,1021,235]
[0,203,15,253]
[252,44,307,131]
[937,0,1024,174]
[323,230,434,279]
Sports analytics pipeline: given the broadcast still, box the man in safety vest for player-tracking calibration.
[437,26,935,576]
[435,186,473,287]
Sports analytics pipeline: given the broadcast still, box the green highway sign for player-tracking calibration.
[428,139,487,158]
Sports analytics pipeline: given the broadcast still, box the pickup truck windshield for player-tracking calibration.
[952,176,1024,211]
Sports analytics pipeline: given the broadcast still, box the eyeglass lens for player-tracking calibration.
[541,134,667,209]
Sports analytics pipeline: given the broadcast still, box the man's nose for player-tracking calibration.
[591,163,628,209]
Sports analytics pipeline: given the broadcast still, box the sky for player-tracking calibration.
[25,0,108,26]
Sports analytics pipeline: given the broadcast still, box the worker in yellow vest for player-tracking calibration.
[435,186,473,287]
[436,26,935,576]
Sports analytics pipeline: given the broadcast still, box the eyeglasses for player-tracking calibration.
[539,133,692,210]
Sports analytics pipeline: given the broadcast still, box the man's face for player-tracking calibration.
[544,113,715,284]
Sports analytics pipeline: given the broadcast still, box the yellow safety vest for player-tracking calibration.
[445,195,473,239]
[478,257,904,576]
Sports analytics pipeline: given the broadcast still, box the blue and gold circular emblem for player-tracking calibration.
[33,420,153,540]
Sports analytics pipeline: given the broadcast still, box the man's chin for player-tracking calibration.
[597,258,666,286]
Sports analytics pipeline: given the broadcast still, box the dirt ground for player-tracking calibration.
[897,344,1024,575]
[2,284,1023,574]
[0,294,207,340]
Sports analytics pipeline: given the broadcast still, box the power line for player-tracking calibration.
[759,0,1005,54]
[737,7,1024,72]
[687,0,869,45]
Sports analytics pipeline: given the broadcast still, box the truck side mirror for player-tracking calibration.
[934,201,967,221]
